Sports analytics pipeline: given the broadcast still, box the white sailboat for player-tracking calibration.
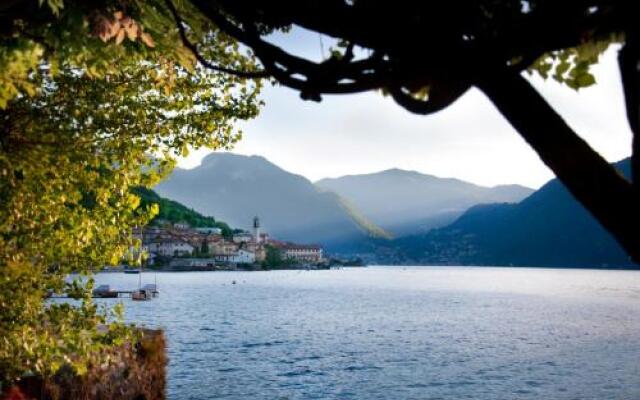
[131,265,152,301]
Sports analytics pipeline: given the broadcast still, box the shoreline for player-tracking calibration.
[97,264,640,273]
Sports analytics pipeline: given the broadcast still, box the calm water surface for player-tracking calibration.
[95,267,640,399]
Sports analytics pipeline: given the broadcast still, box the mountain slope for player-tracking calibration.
[132,187,234,237]
[154,153,385,252]
[316,169,533,235]
[388,159,634,268]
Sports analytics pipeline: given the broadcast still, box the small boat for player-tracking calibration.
[131,289,153,301]
[93,284,118,298]
[130,267,157,300]
[123,268,141,274]
[142,283,159,297]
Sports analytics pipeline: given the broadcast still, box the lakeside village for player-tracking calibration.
[130,216,329,271]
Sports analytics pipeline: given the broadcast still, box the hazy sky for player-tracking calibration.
[179,30,632,189]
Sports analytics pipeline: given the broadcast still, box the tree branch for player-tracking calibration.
[389,82,470,115]
[164,0,268,79]
[189,0,393,99]
[619,38,640,189]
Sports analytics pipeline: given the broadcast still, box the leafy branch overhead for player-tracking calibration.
[0,0,263,384]
[0,0,265,107]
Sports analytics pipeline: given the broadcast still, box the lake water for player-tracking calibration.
[95,267,640,399]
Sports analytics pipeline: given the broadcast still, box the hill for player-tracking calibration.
[132,187,233,238]
[317,169,533,235]
[386,159,634,268]
[154,153,387,253]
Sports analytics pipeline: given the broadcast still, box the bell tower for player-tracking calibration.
[253,216,260,243]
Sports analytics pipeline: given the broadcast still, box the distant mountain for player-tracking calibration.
[386,159,634,268]
[316,169,533,236]
[132,187,234,238]
[154,153,386,253]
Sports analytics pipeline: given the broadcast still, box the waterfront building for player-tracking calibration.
[147,240,194,256]
[281,244,324,263]
[169,258,217,269]
[230,249,256,264]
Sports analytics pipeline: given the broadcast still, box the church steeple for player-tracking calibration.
[253,216,260,243]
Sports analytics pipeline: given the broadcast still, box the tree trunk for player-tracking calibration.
[619,40,640,189]
[476,69,640,265]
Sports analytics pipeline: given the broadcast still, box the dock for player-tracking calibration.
[47,288,159,299]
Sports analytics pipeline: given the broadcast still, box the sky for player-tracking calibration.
[178,30,633,189]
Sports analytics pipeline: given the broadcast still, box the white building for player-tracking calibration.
[282,244,323,263]
[214,249,255,264]
[229,249,256,264]
[147,240,194,256]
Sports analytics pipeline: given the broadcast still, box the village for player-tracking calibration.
[133,216,326,271]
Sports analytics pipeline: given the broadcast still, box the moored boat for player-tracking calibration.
[92,284,119,298]
[142,283,159,297]
[131,289,153,301]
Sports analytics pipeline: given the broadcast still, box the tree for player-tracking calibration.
[0,0,261,385]
[263,244,286,269]
[180,0,639,263]
[132,186,234,236]
[201,239,210,255]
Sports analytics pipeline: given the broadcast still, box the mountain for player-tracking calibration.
[386,158,634,268]
[132,187,234,238]
[316,169,533,236]
[154,153,386,253]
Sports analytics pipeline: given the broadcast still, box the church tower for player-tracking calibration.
[253,216,261,243]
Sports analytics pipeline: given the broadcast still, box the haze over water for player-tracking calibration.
[97,267,640,399]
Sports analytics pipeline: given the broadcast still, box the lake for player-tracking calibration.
[95,267,640,399]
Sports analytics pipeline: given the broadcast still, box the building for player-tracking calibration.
[254,245,266,263]
[210,240,237,256]
[230,249,256,264]
[169,258,217,268]
[172,221,190,230]
[147,240,194,256]
[232,232,253,243]
[213,249,255,264]
[281,244,323,263]
[195,227,223,235]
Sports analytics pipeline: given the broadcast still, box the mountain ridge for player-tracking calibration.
[155,153,386,253]
[386,158,634,267]
[316,168,533,236]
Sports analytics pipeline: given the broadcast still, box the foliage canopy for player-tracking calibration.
[0,0,261,384]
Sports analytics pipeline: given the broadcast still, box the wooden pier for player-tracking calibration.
[48,288,159,299]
